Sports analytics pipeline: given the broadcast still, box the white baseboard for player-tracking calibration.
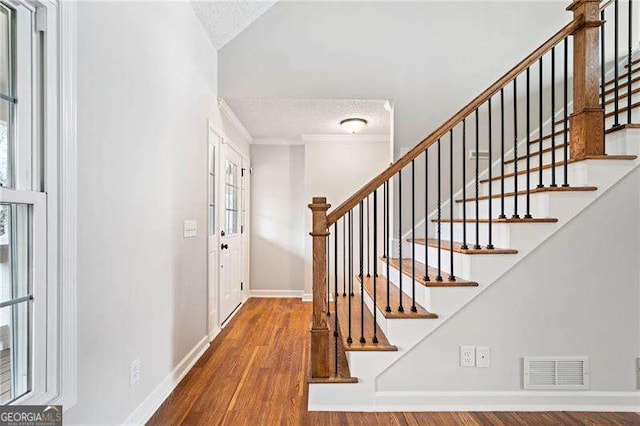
[249,289,304,298]
[123,336,210,425]
[365,391,640,412]
[208,326,221,342]
[301,293,312,302]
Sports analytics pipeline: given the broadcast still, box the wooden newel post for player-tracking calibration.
[568,0,605,159]
[309,196,331,379]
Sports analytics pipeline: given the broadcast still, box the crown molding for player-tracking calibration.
[218,99,253,144]
[252,138,304,146]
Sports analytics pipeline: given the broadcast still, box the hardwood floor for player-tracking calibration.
[148,298,639,425]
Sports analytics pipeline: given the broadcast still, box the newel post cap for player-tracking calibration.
[308,197,331,211]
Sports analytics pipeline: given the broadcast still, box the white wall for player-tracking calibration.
[219,1,568,156]
[378,167,640,393]
[303,139,390,298]
[250,144,305,293]
[67,2,227,423]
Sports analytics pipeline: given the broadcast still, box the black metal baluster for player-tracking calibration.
[601,9,606,109]
[487,101,495,249]
[614,0,620,126]
[411,160,417,311]
[366,195,370,277]
[628,0,633,124]
[474,109,481,249]
[437,138,443,280]
[449,128,458,278]
[423,149,431,280]
[333,222,338,375]
[563,38,570,187]
[551,46,557,187]
[526,67,533,218]
[538,57,544,188]
[383,181,387,259]
[462,119,469,249]
[349,210,354,298]
[359,201,365,344]
[347,209,353,344]
[343,217,346,296]
[327,235,330,317]
[513,78,520,219]
[398,170,405,311]
[385,180,391,312]
[372,189,379,343]
[500,89,507,219]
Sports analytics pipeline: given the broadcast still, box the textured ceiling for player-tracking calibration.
[191,1,277,50]
[224,98,391,140]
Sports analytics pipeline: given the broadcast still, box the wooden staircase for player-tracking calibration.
[307,0,640,399]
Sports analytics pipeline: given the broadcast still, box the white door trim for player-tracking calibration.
[206,120,221,341]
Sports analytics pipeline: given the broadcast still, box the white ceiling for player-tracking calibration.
[191,1,277,50]
[224,98,391,141]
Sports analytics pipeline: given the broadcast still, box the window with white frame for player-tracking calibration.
[0,0,55,405]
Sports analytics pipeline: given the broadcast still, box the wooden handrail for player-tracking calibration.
[326,18,582,226]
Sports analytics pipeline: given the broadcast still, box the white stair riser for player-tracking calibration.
[455,192,550,219]
[480,163,589,195]
[376,258,483,319]
[436,221,511,248]
[377,258,430,310]
[506,146,567,175]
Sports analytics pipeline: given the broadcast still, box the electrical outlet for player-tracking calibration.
[460,346,475,367]
[130,357,141,387]
[476,347,491,368]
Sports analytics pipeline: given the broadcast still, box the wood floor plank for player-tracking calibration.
[147,298,640,425]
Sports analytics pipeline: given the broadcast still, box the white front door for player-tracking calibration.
[219,143,243,324]
[207,123,220,339]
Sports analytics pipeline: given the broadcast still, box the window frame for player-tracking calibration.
[0,0,76,409]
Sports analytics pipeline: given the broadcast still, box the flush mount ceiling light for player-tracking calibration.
[340,118,368,134]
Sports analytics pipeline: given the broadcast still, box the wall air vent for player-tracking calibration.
[524,357,589,390]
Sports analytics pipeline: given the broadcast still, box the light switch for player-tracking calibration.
[183,220,197,238]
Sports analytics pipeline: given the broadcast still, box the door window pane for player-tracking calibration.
[208,144,215,236]
[225,159,239,235]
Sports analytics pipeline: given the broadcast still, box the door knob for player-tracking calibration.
[221,243,229,250]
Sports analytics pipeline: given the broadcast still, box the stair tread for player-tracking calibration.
[528,129,569,146]
[331,290,397,352]
[430,217,558,224]
[603,85,640,106]
[383,257,479,287]
[409,238,518,255]
[480,155,637,184]
[605,123,640,134]
[455,185,598,203]
[552,100,640,126]
[504,143,566,165]
[358,275,438,319]
[603,75,640,96]
[603,66,640,87]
